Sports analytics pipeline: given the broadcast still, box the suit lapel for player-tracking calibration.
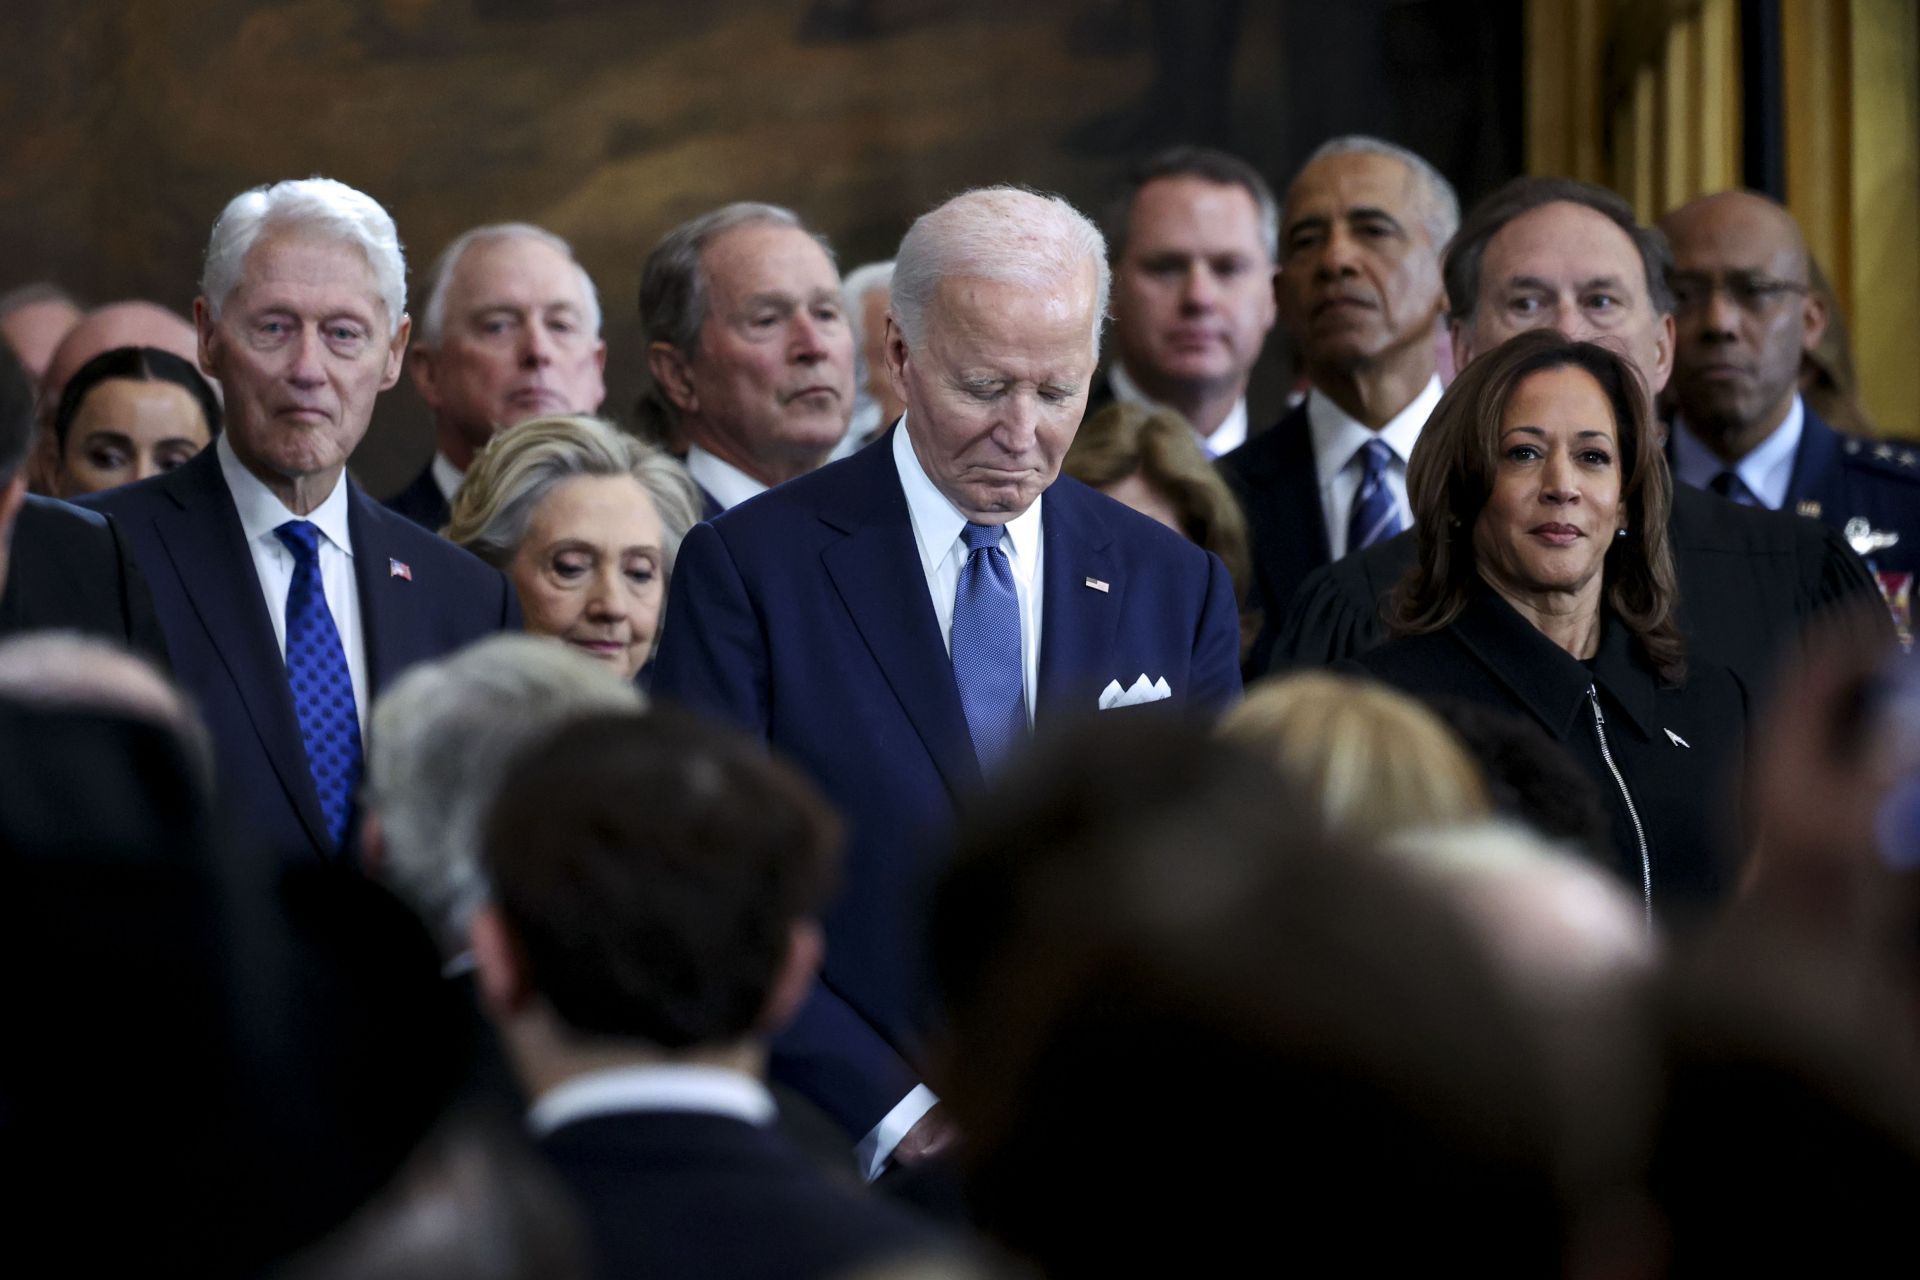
[1239,403,1333,591]
[1035,479,1120,724]
[1784,403,1843,513]
[149,450,331,855]
[818,441,982,799]
[348,485,434,699]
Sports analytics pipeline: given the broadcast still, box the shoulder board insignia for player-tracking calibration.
[1846,438,1862,455]
[1874,443,1897,461]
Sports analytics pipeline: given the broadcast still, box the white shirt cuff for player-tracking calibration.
[853,1084,939,1182]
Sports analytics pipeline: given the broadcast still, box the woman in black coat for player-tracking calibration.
[1348,330,1746,923]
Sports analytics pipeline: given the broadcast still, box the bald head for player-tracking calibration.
[1660,190,1825,460]
[0,286,82,383]
[42,301,202,402]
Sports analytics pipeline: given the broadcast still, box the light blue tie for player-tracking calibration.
[1348,438,1404,553]
[951,522,1026,771]
[275,520,363,851]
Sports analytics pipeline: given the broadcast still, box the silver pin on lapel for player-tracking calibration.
[1084,576,1110,593]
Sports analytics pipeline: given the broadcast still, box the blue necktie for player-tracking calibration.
[1348,438,1403,553]
[1710,470,1760,507]
[951,522,1026,771]
[275,520,363,850]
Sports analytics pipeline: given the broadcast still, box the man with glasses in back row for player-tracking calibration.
[1660,190,1920,629]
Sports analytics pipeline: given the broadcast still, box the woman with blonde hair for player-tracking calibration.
[1064,399,1255,652]
[445,414,700,682]
[1220,671,1491,842]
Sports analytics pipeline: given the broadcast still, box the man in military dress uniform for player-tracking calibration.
[1662,190,1920,642]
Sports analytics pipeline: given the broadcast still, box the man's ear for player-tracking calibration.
[469,903,532,1020]
[757,919,823,1036]
[194,296,224,380]
[647,342,700,416]
[1448,316,1473,374]
[409,341,442,410]
[1650,311,1676,397]
[1800,288,1830,356]
[380,314,412,392]
[882,316,911,408]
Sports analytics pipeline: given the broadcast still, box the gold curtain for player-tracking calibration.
[1525,0,1920,438]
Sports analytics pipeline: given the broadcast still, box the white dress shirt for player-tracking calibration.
[429,450,464,504]
[216,435,369,736]
[893,416,1043,724]
[528,1064,777,1137]
[1307,375,1442,560]
[686,445,770,511]
[850,421,1048,1181]
[1672,395,1805,511]
[1109,360,1249,456]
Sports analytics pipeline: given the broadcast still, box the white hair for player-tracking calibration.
[890,186,1111,356]
[1302,135,1461,249]
[416,222,602,347]
[365,634,643,956]
[0,631,213,786]
[201,177,407,337]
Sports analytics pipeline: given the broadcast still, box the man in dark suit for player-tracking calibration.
[1219,136,1459,677]
[637,203,858,518]
[1274,177,1886,686]
[88,178,519,866]
[472,709,945,1280]
[1662,191,1920,638]
[653,186,1242,1172]
[387,223,608,530]
[1098,145,1280,458]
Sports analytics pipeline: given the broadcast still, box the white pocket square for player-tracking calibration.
[1098,674,1173,710]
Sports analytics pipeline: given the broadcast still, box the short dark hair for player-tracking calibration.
[483,708,841,1048]
[52,345,222,451]
[1444,176,1677,323]
[1104,145,1279,261]
[0,343,29,479]
[1390,328,1685,684]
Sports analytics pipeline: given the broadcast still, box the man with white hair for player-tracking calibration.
[836,259,901,456]
[1219,135,1459,677]
[654,185,1241,1174]
[87,177,520,865]
[362,633,642,962]
[638,201,857,515]
[389,223,608,530]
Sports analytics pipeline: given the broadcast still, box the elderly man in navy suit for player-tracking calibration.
[1661,191,1920,637]
[87,178,518,865]
[653,185,1243,1175]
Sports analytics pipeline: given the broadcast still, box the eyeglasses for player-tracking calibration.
[1669,272,1811,315]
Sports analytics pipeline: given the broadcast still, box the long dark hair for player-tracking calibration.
[1389,329,1686,685]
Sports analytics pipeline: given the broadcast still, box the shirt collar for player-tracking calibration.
[430,451,464,503]
[1671,395,1805,510]
[1305,375,1443,487]
[1108,360,1248,457]
[217,433,354,556]
[685,445,769,511]
[893,417,1042,579]
[528,1064,777,1137]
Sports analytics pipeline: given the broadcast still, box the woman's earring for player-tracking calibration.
[1616,527,1628,538]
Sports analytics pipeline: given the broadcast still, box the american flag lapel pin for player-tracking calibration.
[1084,576,1109,593]
[389,558,412,581]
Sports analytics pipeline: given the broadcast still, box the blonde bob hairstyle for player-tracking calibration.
[1220,671,1492,842]
[1063,399,1252,602]
[443,414,701,577]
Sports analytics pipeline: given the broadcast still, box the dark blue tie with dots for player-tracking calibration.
[275,520,362,851]
[1348,437,1404,553]
[951,522,1026,771]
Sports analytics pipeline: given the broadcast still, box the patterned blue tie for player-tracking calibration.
[951,522,1026,771]
[275,520,363,850]
[1348,438,1404,553]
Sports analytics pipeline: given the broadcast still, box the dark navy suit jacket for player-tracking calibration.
[1217,400,1326,679]
[651,431,1242,1135]
[0,495,169,660]
[383,460,450,532]
[540,1111,942,1280]
[85,447,519,864]
[1778,404,1920,581]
